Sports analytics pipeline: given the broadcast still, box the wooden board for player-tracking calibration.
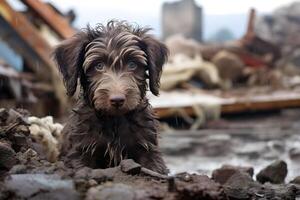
[20,0,76,39]
[150,90,300,118]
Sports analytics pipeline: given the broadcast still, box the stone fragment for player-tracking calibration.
[212,164,254,184]
[256,160,288,184]
[175,173,226,200]
[120,159,141,175]
[85,183,136,200]
[4,174,80,200]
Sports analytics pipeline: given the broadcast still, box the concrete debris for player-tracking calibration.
[0,109,299,199]
[4,174,80,200]
[120,159,142,175]
[85,183,138,200]
[256,160,288,184]
[212,164,254,184]
[175,173,226,200]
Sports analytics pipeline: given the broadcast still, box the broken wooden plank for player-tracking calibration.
[151,90,300,118]
[20,0,76,39]
[221,98,300,114]
[0,0,67,114]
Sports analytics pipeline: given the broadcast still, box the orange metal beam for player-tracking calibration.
[20,0,76,39]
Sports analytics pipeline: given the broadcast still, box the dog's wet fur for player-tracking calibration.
[53,21,168,174]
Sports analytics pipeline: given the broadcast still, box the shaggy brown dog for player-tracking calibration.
[53,21,168,174]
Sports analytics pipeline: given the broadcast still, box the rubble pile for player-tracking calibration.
[255,2,300,78]
[0,108,300,199]
[162,3,300,91]
[0,0,76,117]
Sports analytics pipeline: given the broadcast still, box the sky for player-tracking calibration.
[46,0,297,15]
[11,0,299,39]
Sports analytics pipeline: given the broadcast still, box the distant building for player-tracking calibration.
[162,0,203,41]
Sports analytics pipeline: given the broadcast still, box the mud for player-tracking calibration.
[0,108,300,199]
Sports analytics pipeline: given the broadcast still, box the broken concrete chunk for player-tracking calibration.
[9,164,27,174]
[85,183,136,200]
[89,168,115,183]
[74,167,92,179]
[212,164,254,184]
[175,173,226,200]
[224,171,297,200]
[4,174,80,200]
[256,160,288,184]
[120,159,141,175]
[290,176,300,185]
[224,171,257,200]
[7,108,29,125]
[0,141,17,172]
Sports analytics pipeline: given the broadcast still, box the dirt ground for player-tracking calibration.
[1,108,300,199]
[162,109,300,180]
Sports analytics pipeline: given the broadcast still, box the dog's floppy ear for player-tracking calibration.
[53,32,88,96]
[143,36,168,96]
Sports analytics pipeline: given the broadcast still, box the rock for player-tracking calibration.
[225,172,297,200]
[212,164,254,184]
[0,108,9,124]
[224,172,256,200]
[256,160,288,184]
[263,183,297,200]
[0,142,17,172]
[21,148,38,162]
[9,164,27,174]
[120,159,141,175]
[90,168,115,183]
[85,183,136,200]
[212,50,244,84]
[225,171,255,189]
[175,173,226,200]
[4,174,80,200]
[74,167,91,179]
[87,179,98,187]
[290,176,300,184]
[6,108,29,125]
[74,167,116,183]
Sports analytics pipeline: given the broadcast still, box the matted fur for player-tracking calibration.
[53,21,168,174]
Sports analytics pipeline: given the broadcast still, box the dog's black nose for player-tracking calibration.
[110,95,125,108]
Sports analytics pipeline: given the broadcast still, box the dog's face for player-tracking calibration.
[53,22,168,115]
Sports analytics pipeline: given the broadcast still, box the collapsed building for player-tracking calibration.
[162,0,203,42]
[0,0,76,117]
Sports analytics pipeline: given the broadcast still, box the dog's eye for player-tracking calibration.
[96,62,105,71]
[127,62,137,70]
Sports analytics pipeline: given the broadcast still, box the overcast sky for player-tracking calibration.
[48,0,297,15]
[45,0,296,38]
[13,0,298,39]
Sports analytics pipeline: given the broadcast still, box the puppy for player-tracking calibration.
[53,21,168,174]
